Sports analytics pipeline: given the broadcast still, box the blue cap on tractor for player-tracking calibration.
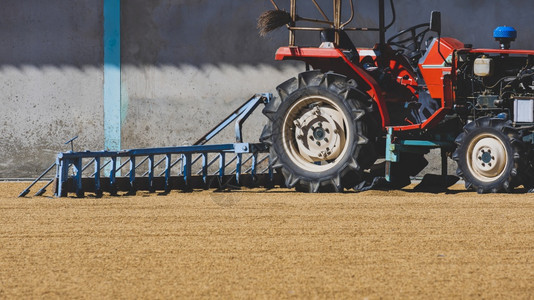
[494,26,517,49]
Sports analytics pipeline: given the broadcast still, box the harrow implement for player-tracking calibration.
[20,94,283,197]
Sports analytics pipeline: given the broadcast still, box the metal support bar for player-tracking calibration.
[235,97,266,143]
[18,162,56,197]
[289,0,296,46]
[379,0,386,49]
[34,179,55,197]
[333,0,341,45]
[194,94,271,145]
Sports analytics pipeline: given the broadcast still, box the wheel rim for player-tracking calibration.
[282,95,350,172]
[466,133,508,182]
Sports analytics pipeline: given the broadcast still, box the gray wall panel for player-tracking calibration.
[2,0,534,177]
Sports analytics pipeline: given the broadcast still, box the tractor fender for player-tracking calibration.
[275,47,390,129]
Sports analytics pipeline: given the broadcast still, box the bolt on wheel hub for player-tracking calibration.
[312,125,326,141]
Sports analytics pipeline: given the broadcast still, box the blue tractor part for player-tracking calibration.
[494,26,517,49]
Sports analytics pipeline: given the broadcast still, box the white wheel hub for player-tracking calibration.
[467,134,508,182]
[293,105,345,162]
[282,96,350,172]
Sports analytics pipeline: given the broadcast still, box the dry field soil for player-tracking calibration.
[1,182,534,298]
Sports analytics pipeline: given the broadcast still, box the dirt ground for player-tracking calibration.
[1,182,534,299]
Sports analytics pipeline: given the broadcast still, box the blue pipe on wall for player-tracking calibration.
[103,0,121,152]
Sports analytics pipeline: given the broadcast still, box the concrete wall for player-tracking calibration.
[0,1,103,178]
[2,0,534,177]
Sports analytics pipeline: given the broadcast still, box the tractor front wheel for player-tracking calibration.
[453,117,529,193]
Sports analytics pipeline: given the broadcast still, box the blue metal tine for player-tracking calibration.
[74,158,83,197]
[109,156,117,194]
[129,156,136,193]
[57,158,70,197]
[236,154,242,184]
[201,153,208,185]
[95,157,101,195]
[148,155,155,192]
[183,154,192,187]
[164,154,171,192]
[218,153,225,180]
[251,152,258,176]
[232,154,253,174]
[246,154,267,174]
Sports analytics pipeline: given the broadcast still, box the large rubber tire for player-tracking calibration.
[452,117,530,193]
[260,71,377,192]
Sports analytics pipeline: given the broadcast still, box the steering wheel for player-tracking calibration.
[387,23,430,65]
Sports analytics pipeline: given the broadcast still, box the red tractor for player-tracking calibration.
[258,0,534,193]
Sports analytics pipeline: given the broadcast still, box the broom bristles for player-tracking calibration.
[257,10,292,37]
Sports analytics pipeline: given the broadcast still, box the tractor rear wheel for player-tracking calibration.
[453,117,529,193]
[260,71,377,192]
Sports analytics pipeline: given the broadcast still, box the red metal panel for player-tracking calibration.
[418,37,464,99]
